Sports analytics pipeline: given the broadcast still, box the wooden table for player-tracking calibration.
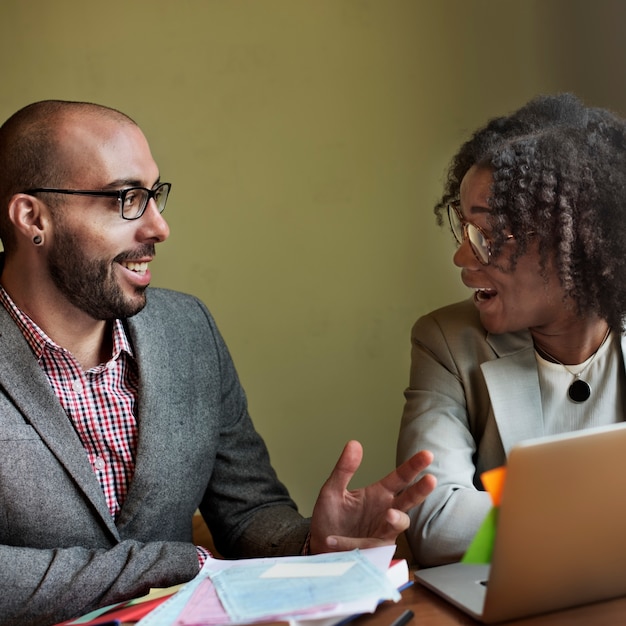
[350,578,626,625]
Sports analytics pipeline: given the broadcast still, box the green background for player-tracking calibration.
[2,0,625,515]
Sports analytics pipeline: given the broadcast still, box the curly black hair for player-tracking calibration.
[435,93,626,330]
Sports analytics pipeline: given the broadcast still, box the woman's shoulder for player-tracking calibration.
[413,297,482,335]
[412,298,532,358]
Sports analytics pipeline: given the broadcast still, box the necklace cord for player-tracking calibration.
[534,327,611,404]
[534,326,611,376]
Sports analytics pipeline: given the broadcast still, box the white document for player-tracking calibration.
[137,545,399,626]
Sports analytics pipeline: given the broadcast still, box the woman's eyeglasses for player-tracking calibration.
[447,203,515,266]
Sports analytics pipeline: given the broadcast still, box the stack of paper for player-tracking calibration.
[53,587,182,625]
[138,546,404,626]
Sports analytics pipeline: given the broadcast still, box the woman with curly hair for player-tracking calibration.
[397,93,626,567]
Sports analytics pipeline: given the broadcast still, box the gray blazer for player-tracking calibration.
[397,298,626,568]
[0,288,309,626]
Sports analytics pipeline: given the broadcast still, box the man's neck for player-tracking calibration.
[1,269,113,370]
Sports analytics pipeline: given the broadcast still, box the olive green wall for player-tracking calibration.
[1,1,625,515]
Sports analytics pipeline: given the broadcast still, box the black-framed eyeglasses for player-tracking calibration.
[447,203,514,266]
[22,182,171,220]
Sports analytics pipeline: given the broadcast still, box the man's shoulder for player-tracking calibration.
[145,286,199,304]
[134,287,213,325]
[144,286,207,311]
[127,288,225,356]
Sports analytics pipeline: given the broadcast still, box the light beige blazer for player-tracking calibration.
[397,297,626,567]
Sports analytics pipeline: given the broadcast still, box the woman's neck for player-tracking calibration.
[531,319,611,366]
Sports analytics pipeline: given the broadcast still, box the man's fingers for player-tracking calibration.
[377,449,434,495]
[395,449,434,485]
[325,510,410,552]
[324,535,391,552]
[322,440,364,493]
[394,472,437,512]
[385,508,410,533]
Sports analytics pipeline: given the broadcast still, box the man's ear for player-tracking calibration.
[7,193,49,244]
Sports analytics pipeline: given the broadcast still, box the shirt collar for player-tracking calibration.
[0,283,134,364]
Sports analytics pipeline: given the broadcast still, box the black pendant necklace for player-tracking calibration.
[535,327,611,404]
[568,377,591,403]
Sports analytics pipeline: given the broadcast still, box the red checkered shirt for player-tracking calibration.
[0,286,211,566]
[0,285,138,519]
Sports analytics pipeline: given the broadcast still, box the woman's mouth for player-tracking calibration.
[475,288,497,302]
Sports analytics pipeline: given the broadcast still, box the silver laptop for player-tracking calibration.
[415,422,626,623]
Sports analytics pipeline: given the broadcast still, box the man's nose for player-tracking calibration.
[137,198,170,243]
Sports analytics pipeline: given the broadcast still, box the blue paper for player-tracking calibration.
[209,550,398,621]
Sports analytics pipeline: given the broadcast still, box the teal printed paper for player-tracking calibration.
[209,550,399,622]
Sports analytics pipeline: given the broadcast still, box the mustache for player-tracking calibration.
[114,244,156,264]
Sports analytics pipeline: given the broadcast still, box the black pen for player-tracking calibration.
[389,609,414,626]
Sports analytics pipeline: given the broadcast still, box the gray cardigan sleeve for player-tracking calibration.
[0,541,200,626]
[190,294,311,557]
[0,288,309,626]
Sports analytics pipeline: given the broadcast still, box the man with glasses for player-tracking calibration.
[397,93,626,568]
[0,100,436,626]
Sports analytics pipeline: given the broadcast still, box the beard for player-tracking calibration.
[47,226,153,321]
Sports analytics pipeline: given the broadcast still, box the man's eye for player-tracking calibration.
[124,191,139,207]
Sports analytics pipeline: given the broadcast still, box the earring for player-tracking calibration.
[33,235,42,245]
